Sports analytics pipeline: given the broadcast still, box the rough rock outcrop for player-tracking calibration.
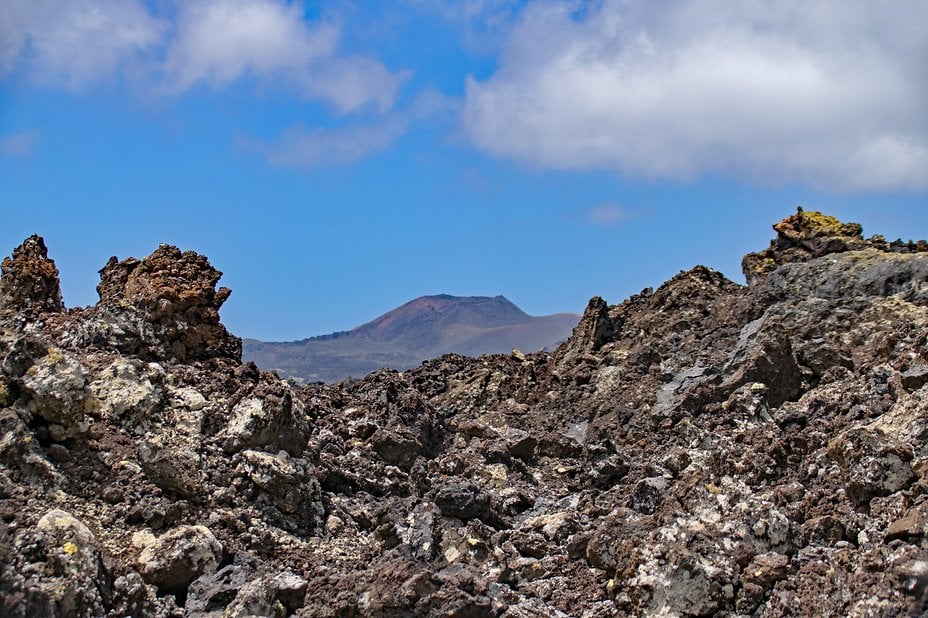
[0,235,64,313]
[83,244,241,362]
[742,207,927,285]
[2,212,928,617]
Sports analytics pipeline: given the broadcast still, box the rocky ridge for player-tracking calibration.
[1,209,928,617]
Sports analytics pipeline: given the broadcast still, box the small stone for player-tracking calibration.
[628,477,667,515]
[901,365,928,392]
[47,443,70,462]
[37,509,96,548]
[885,508,927,542]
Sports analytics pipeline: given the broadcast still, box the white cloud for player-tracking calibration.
[249,120,407,168]
[0,0,166,86]
[162,0,407,113]
[462,0,928,191]
[0,131,39,158]
[1,0,407,114]
[247,89,456,168]
[302,56,409,114]
[575,203,632,227]
[163,0,334,90]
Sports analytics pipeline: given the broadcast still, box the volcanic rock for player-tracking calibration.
[84,244,241,362]
[136,524,222,593]
[0,235,64,314]
[1,211,928,617]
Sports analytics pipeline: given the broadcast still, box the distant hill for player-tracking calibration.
[243,295,579,383]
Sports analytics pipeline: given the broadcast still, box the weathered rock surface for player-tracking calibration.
[80,244,241,362]
[0,235,64,314]
[137,525,222,593]
[2,210,928,617]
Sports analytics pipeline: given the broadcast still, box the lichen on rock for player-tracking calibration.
[743,207,868,284]
[136,524,222,593]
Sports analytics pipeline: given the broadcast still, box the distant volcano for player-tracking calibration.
[243,295,579,383]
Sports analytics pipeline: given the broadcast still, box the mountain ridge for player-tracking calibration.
[243,294,579,382]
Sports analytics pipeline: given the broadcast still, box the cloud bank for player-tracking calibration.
[0,0,405,113]
[462,0,928,191]
[0,0,165,87]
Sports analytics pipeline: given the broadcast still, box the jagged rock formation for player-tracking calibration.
[1,210,928,617]
[0,234,64,314]
[81,245,242,362]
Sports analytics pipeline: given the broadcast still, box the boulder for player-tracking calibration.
[221,375,310,456]
[742,208,867,284]
[137,525,222,593]
[20,347,89,438]
[237,449,323,534]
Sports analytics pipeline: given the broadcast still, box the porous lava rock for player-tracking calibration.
[85,244,241,362]
[0,234,64,313]
[2,211,928,617]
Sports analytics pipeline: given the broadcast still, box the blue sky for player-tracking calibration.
[1,0,926,341]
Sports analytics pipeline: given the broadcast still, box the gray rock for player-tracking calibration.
[137,525,221,593]
[221,376,310,456]
[20,347,89,437]
[29,509,107,617]
[138,434,203,499]
[829,428,915,506]
[628,477,667,515]
[238,449,323,534]
[88,359,164,427]
[723,319,802,407]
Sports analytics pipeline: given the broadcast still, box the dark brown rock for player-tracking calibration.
[0,235,64,313]
[885,507,927,542]
[89,244,241,362]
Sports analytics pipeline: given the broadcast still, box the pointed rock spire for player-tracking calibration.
[0,235,64,313]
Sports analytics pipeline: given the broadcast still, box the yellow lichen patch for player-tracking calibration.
[774,209,863,241]
[0,381,8,406]
[83,395,101,414]
[705,483,722,495]
[44,347,65,365]
[63,541,79,554]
